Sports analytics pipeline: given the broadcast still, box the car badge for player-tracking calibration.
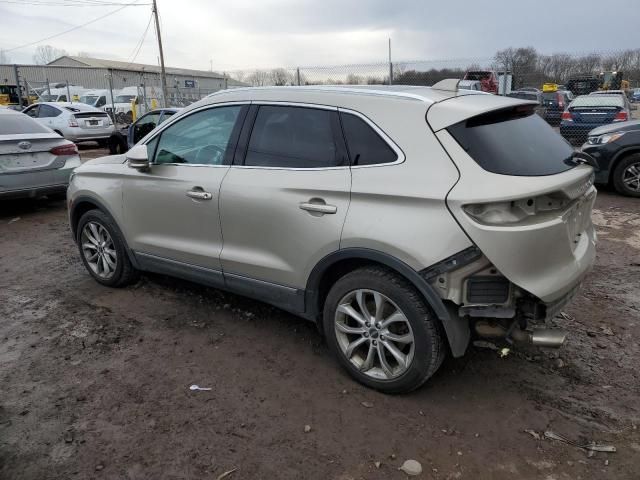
[18,141,31,150]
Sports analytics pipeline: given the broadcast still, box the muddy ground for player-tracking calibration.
[1,154,639,479]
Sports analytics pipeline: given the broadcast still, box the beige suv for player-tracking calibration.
[67,83,597,393]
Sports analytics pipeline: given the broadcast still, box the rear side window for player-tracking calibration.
[245,106,340,168]
[38,105,61,118]
[340,113,397,165]
[447,107,574,176]
[0,113,51,135]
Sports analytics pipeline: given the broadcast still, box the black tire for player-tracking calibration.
[108,134,127,155]
[76,209,139,287]
[612,153,640,198]
[323,266,445,394]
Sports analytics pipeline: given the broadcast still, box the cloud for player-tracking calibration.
[1,0,639,70]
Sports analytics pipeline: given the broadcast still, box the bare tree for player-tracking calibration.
[229,70,246,83]
[494,47,539,87]
[0,49,10,64]
[245,69,270,87]
[33,45,69,65]
[345,73,363,85]
[269,68,293,86]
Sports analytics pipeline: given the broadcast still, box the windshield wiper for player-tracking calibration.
[564,151,600,172]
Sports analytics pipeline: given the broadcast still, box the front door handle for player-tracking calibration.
[186,188,213,201]
[299,200,337,215]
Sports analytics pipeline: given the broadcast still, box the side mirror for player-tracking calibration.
[127,144,150,171]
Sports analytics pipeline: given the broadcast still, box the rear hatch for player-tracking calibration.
[427,98,597,303]
[70,111,110,129]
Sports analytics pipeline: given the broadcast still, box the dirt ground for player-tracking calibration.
[1,151,639,479]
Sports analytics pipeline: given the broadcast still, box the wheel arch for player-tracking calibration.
[305,248,470,357]
[70,195,139,269]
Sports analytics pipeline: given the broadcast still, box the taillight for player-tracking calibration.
[557,92,564,109]
[614,111,628,122]
[68,116,79,127]
[561,111,573,122]
[50,143,78,156]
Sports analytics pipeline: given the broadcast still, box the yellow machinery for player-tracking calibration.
[542,83,558,93]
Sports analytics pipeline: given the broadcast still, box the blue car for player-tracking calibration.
[560,94,632,144]
[631,88,640,103]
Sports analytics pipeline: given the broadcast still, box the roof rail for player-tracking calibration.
[431,78,460,93]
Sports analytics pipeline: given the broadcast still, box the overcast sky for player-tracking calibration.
[1,0,639,72]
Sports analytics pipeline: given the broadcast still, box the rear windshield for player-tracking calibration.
[447,107,574,176]
[0,113,51,135]
[571,96,623,108]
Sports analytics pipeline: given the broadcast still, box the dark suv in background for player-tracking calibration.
[541,90,573,125]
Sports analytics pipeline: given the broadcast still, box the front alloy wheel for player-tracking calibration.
[335,289,415,380]
[81,221,117,279]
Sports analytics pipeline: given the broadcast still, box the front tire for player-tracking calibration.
[612,154,640,197]
[323,266,445,394]
[76,209,139,287]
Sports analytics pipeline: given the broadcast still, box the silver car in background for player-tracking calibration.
[0,109,81,199]
[22,102,114,146]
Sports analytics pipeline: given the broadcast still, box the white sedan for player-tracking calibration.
[0,108,81,199]
[22,102,115,146]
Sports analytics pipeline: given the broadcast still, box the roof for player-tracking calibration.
[35,101,107,112]
[47,56,237,81]
[207,84,486,105]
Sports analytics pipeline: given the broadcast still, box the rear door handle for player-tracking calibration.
[186,189,213,201]
[299,201,337,214]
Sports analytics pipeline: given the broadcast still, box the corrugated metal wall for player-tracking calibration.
[1,64,230,106]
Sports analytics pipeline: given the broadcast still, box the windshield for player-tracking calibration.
[571,96,623,108]
[447,106,574,176]
[115,95,136,103]
[0,85,17,95]
[79,95,99,105]
[39,95,58,102]
[465,71,492,81]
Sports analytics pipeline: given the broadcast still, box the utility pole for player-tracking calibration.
[152,0,168,107]
[388,38,393,85]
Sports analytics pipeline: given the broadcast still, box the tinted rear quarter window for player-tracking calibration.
[0,113,51,135]
[245,106,340,168]
[447,107,574,176]
[340,113,397,165]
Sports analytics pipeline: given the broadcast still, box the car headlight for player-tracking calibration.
[587,131,625,145]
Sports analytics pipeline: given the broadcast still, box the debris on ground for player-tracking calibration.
[216,468,237,480]
[499,347,511,358]
[600,326,614,336]
[361,401,373,408]
[398,459,422,476]
[7,217,20,224]
[524,429,541,440]
[543,431,616,453]
[189,384,212,391]
[374,461,381,469]
[304,424,312,433]
[472,340,498,351]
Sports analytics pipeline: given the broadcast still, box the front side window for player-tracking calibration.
[245,106,340,168]
[24,105,39,117]
[152,106,241,165]
[340,113,397,165]
[59,95,67,102]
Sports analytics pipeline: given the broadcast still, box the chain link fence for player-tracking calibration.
[2,49,640,140]
[0,64,231,125]
[225,50,640,144]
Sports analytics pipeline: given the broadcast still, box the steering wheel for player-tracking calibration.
[194,144,226,165]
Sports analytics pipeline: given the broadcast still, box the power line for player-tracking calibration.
[122,11,153,67]
[4,0,146,52]
[0,0,150,5]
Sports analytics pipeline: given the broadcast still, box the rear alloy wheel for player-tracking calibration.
[77,209,139,287]
[323,267,445,393]
[612,154,640,198]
